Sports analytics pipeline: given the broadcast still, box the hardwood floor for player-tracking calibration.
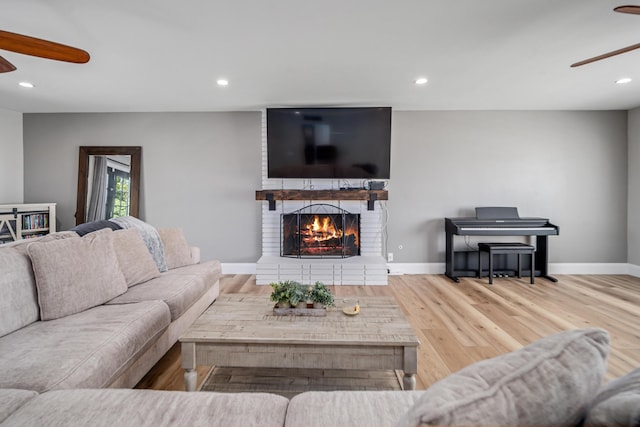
[136,273,640,391]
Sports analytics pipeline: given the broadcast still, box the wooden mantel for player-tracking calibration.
[255,189,388,210]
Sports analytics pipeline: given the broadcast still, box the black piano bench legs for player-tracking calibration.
[477,243,535,285]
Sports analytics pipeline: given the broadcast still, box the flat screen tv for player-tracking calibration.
[266,107,391,179]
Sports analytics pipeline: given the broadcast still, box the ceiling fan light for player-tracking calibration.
[415,77,428,85]
[216,79,229,86]
[616,77,632,84]
[18,81,34,88]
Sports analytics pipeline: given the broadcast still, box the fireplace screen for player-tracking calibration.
[281,204,360,258]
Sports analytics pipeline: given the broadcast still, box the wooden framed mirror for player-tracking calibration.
[76,146,141,225]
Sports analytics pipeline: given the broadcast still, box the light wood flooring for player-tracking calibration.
[136,273,640,392]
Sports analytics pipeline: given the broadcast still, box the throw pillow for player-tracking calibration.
[398,328,610,427]
[70,219,122,236]
[584,367,640,427]
[158,228,195,269]
[27,228,128,320]
[109,216,167,272]
[112,229,161,287]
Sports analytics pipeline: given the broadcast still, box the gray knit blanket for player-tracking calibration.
[109,216,167,272]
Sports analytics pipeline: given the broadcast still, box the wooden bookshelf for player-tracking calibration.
[0,203,56,244]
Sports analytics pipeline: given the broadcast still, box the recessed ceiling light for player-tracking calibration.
[616,77,632,84]
[19,81,35,88]
[216,79,229,86]
[414,77,428,85]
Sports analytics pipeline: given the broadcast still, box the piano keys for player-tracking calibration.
[444,207,559,283]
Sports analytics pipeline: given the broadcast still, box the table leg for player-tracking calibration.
[181,342,197,392]
[403,373,416,390]
[403,346,418,391]
[184,369,197,392]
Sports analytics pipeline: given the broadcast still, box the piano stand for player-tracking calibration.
[445,273,461,283]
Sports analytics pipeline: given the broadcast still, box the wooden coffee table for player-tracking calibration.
[180,294,419,391]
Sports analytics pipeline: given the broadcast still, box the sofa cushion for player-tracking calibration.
[109,216,167,272]
[158,228,195,269]
[0,231,81,336]
[112,228,161,287]
[27,228,128,320]
[2,389,289,427]
[399,328,610,427]
[161,259,222,279]
[0,301,170,392]
[584,367,640,427]
[0,389,38,423]
[286,391,423,427]
[0,248,40,337]
[107,260,220,321]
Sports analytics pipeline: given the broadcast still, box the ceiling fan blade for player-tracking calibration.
[614,5,640,15]
[0,55,17,73]
[571,42,640,67]
[0,30,89,63]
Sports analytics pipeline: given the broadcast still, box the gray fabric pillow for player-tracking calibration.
[70,219,122,236]
[584,367,640,427]
[109,216,167,272]
[158,228,195,270]
[27,228,128,320]
[0,232,79,335]
[399,328,610,427]
[111,229,161,286]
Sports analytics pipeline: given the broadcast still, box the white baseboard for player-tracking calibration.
[548,263,630,275]
[388,262,638,276]
[221,262,640,278]
[388,263,445,275]
[221,263,257,275]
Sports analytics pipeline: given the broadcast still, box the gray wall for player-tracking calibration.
[23,112,262,263]
[23,110,629,264]
[629,108,640,266]
[389,111,628,263]
[0,109,24,204]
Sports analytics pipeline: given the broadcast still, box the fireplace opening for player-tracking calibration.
[281,204,360,258]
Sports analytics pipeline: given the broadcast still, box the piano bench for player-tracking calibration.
[477,242,535,285]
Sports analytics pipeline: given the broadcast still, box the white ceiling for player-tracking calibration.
[1,0,639,113]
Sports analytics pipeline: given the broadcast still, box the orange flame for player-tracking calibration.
[301,215,342,244]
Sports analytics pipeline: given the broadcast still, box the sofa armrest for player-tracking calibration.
[190,246,201,264]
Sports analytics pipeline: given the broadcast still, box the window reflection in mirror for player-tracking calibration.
[86,155,131,221]
[76,146,141,226]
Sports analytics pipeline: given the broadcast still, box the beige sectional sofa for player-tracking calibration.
[0,221,221,393]
[2,325,639,426]
[1,224,638,426]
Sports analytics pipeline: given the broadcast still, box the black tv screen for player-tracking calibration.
[266,107,391,179]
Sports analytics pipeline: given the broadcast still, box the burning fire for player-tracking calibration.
[282,212,360,256]
[302,215,341,244]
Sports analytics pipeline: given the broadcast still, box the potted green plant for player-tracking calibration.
[270,280,308,308]
[270,281,292,308]
[307,282,334,308]
[288,282,307,308]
